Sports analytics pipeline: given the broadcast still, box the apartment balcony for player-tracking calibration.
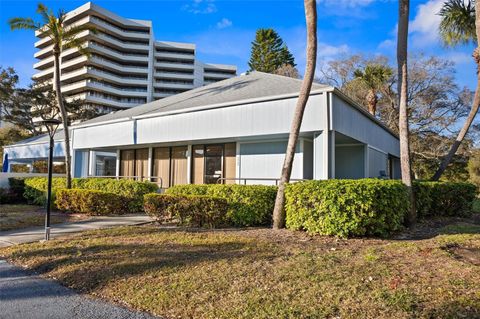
[203,72,235,79]
[89,56,148,75]
[61,80,148,98]
[89,42,149,63]
[84,93,143,109]
[154,51,194,61]
[152,92,174,99]
[154,62,194,71]
[96,32,150,52]
[153,81,194,90]
[90,16,151,41]
[153,71,195,80]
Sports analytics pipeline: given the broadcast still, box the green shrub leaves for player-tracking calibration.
[166,184,277,226]
[285,179,410,238]
[144,194,229,228]
[56,189,128,215]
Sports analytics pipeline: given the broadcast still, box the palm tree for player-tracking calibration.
[9,3,96,188]
[397,0,416,225]
[353,64,393,116]
[272,0,317,229]
[432,0,479,180]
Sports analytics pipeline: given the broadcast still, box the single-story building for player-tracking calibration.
[3,72,401,187]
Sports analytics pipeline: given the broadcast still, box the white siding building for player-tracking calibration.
[32,2,237,113]
[3,72,401,185]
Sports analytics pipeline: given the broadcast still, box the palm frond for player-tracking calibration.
[63,24,97,40]
[63,38,91,57]
[36,3,51,25]
[8,17,40,31]
[438,0,476,47]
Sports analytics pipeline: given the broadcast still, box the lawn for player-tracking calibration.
[0,204,87,231]
[1,218,479,319]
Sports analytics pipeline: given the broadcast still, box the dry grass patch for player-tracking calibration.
[0,204,87,231]
[1,224,480,319]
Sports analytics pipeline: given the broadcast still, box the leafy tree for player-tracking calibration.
[273,0,316,229]
[248,28,296,73]
[318,54,475,180]
[0,126,29,163]
[274,64,301,79]
[353,64,393,115]
[468,149,480,187]
[9,3,96,188]
[397,0,416,225]
[432,0,479,180]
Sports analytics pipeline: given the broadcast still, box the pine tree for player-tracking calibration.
[248,28,296,73]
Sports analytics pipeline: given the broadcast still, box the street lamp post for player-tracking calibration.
[38,118,61,241]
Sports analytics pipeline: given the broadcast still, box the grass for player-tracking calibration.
[0,204,86,231]
[1,224,480,319]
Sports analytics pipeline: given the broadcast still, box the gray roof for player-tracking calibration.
[7,129,65,147]
[80,71,331,126]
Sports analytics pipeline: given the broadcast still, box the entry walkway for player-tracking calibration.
[0,260,160,319]
[0,215,152,248]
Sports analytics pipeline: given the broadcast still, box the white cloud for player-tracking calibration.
[182,0,217,14]
[216,18,232,29]
[410,0,444,47]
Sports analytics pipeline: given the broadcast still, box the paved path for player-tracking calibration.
[0,260,160,319]
[0,215,152,248]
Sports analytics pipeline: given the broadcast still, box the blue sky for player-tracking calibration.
[0,0,476,89]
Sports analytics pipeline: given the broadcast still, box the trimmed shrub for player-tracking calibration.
[144,193,229,228]
[285,179,409,238]
[166,184,277,226]
[413,181,478,218]
[8,177,26,203]
[56,189,128,215]
[24,177,158,212]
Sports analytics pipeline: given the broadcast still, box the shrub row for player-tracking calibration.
[414,181,478,218]
[56,189,128,215]
[144,193,229,228]
[285,179,410,238]
[24,177,158,212]
[166,184,277,226]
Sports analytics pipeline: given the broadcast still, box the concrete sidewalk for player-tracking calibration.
[0,215,152,248]
[0,260,159,319]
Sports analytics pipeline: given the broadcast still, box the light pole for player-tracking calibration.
[38,118,61,241]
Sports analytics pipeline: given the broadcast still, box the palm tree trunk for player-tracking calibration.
[53,50,72,189]
[432,5,480,181]
[397,0,416,225]
[366,88,377,115]
[272,0,317,229]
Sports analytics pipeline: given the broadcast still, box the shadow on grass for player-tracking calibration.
[6,228,274,295]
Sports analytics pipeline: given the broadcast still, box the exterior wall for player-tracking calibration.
[70,93,327,150]
[367,147,388,178]
[330,93,400,157]
[335,145,365,179]
[4,141,65,161]
[237,140,303,184]
[33,2,237,113]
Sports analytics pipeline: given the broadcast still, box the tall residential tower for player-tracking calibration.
[32,2,237,113]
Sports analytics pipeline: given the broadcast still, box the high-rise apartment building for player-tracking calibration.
[32,2,237,113]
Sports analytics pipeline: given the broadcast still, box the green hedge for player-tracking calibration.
[24,177,158,212]
[285,179,409,238]
[144,193,229,228]
[413,181,478,218]
[166,184,277,226]
[56,189,128,215]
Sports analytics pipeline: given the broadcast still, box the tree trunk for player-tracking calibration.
[272,0,317,229]
[366,88,377,115]
[53,50,72,189]
[397,0,416,225]
[431,3,480,181]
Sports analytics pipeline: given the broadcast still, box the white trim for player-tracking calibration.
[235,142,241,184]
[147,147,153,178]
[186,144,192,184]
[116,149,121,177]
